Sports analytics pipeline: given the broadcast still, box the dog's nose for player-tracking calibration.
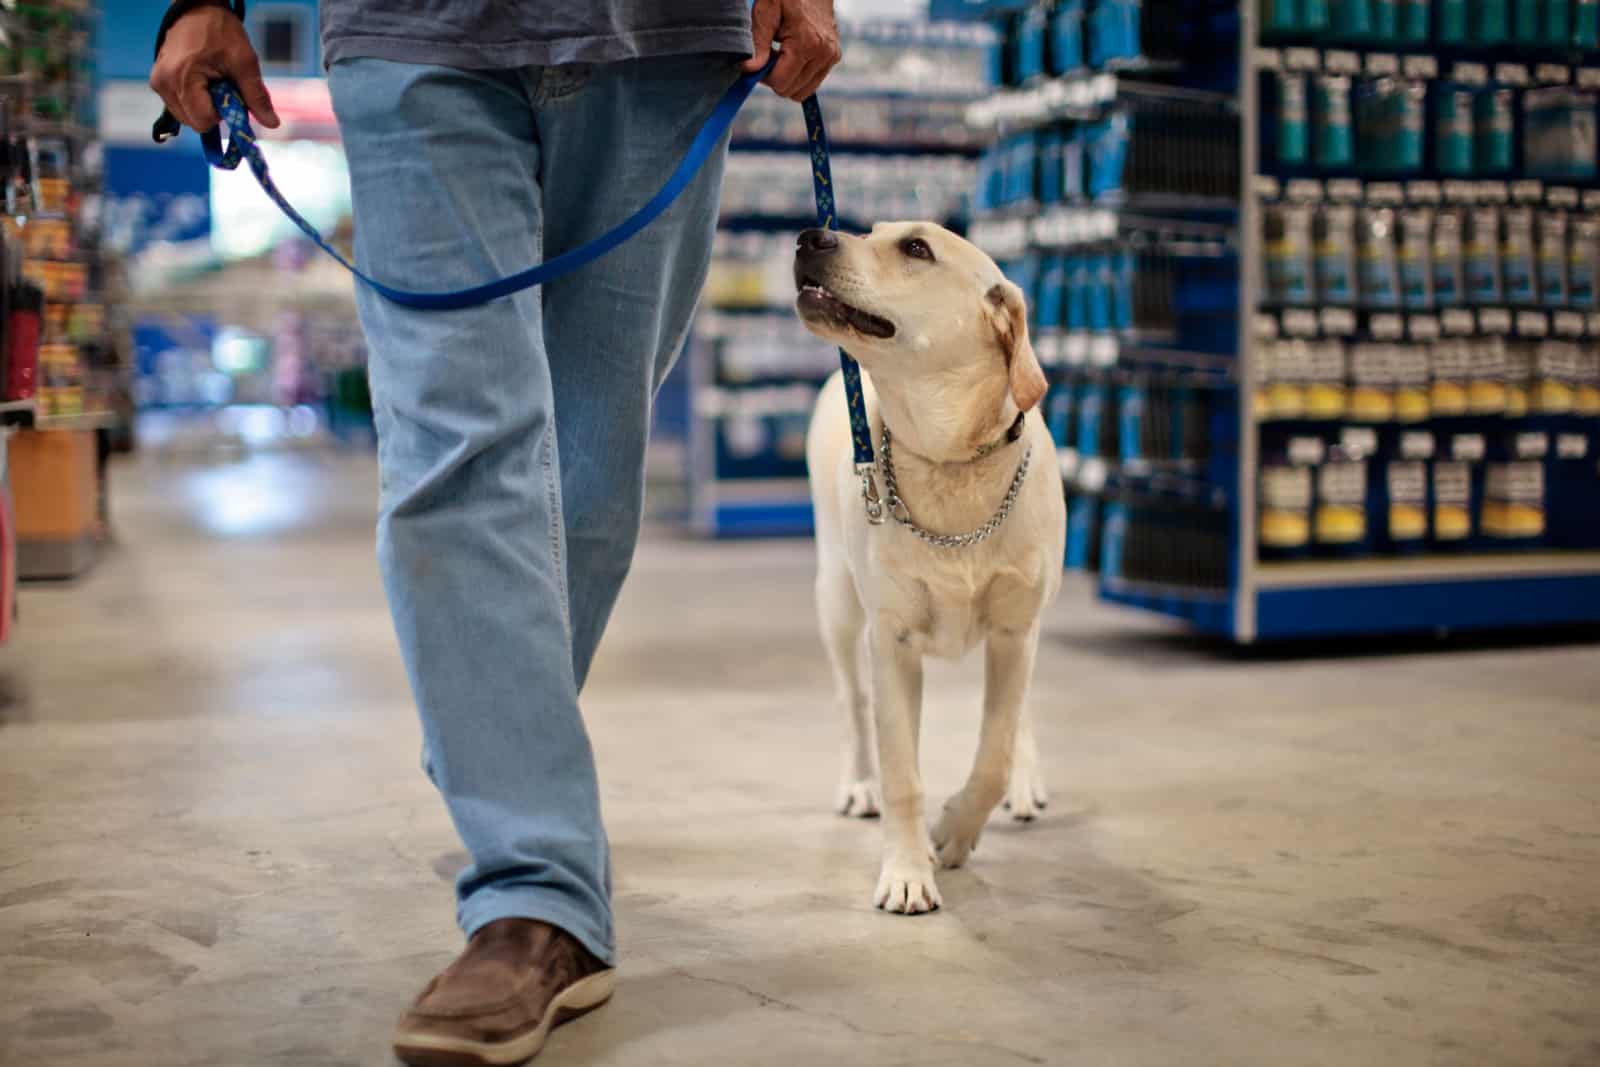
[797,228,839,253]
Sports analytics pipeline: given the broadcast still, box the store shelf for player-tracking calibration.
[1100,578,1233,635]
[30,412,117,432]
[1256,552,1600,589]
[729,137,984,157]
[1253,572,1600,640]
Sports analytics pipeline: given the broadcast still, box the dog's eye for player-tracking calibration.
[900,237,935,262]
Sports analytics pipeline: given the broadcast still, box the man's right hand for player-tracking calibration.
[150,4,279,134]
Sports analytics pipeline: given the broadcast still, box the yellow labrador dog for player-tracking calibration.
[796,222,1066,914]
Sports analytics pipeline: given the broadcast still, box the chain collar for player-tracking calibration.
[878,420,1032,549]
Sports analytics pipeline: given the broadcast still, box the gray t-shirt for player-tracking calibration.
[321,1,753,70]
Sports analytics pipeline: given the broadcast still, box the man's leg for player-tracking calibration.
[329,58,613,963]
[534,55,741,687]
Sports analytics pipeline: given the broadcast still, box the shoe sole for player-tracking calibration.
[393,968,616,1067]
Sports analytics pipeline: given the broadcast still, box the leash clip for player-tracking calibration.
[857,462,886,525]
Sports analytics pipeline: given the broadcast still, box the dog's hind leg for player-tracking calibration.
[934,622,1040,868]
[817,564,879,818]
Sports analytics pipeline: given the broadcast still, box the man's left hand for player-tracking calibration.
[742,0,841,102]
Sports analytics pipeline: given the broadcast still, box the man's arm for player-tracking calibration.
[150,0,279,134]
[742,0,841,102]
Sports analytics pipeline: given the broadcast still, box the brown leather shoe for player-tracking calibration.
[392,918,615,1067]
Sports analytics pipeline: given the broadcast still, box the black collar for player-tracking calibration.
[972,411,1027,461]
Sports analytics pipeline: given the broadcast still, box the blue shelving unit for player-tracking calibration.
[961,0,1600,641]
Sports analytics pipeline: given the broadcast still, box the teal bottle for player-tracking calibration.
[1437,0,1469,42]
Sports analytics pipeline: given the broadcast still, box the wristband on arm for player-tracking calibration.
[151,0,248,143]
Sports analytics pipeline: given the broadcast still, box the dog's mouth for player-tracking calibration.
[795,275,896,339]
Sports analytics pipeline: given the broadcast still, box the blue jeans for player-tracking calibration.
[329,55,737,965]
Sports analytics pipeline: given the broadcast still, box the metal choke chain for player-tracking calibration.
[878,424,1032,549]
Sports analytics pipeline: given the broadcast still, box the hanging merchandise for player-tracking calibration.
[1398,207,1434,309]
[1400,0,1430,43]
[1475,87,1516,175]
[1313,74,1354,169]
[1473,0,1511,44]
[1502,207,1537,307]
[1465,204,1505,305]
[1431,206,1467,306]
[1358,208,1401,308]
[1577,0,1600,48]
[1433,82,1476,177]
[1316,203,1359,306]
[1523,88,1599,182]
[1539,212,1570,308]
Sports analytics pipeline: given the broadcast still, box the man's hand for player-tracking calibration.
[150,4,279,133]
[742,0,841,102]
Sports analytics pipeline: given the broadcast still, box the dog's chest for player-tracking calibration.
[877,553,1013,660]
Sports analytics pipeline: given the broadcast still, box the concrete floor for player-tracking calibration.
[2,447,1598,1067]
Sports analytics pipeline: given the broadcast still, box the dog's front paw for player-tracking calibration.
[835,777,881,818]
[1003,764,1049,822]
[873,854,942,914]
[931,799,984,869]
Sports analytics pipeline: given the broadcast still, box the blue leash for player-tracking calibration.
[200,57,883,509]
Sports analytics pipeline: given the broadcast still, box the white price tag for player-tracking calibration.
[1408,315,1441,341]
[1077,456,1108,492]
[1548,186,1581,209]
[1400,432,1436,459]
[1453,434,1486,461]
[1320,307,1357,335]
[1479,308,1513,334]
[1327,179,1364,203]
[1341,427,1378,456]
[1035,333,1062,366]
[1286,179,1325,202]
[1557,434,1589,459]
[1283,309,1319,337]
[1063,333,1089,365]
[1517,310,1550,337]
[1289,436,1326,465]
[1325,51,1362,74]
[1442,309,1477,335]
[1403,55,1438,80]
[1516,432,1550,459]
[1371,314,1404,340]
[1285,48,1322,72]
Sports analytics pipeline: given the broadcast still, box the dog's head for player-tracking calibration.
[792,222,1046,416]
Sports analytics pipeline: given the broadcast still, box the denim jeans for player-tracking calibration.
[329,54,738,964]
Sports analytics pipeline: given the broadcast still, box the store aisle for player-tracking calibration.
[2,449,1598,1067]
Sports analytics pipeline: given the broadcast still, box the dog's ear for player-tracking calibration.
[985,280,1047,413]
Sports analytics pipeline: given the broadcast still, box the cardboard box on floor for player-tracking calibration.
[10,428,98,579]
